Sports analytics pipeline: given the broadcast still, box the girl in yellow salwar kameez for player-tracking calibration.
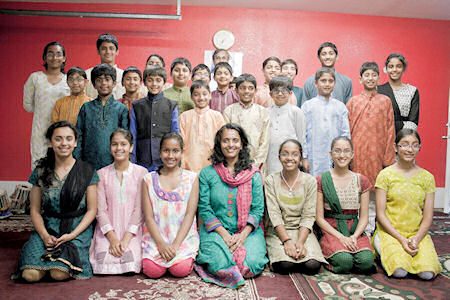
[373,129,442,280]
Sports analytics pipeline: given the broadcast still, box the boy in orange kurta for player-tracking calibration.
[346,62,395,235]
[179,80,225,174]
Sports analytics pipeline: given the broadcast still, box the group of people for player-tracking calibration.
[14,33,441,288]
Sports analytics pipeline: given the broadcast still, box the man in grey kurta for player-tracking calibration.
[301,42,353,105]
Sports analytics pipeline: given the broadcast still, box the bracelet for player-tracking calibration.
[282,238,292,245]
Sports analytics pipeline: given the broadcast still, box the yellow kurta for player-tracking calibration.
[374,166,442,276]
[254,83,297,108]
[51,94,92,125]
[179,107,225,174]
[223,102,270,171]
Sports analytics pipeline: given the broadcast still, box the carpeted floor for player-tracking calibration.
[1,212,449,300]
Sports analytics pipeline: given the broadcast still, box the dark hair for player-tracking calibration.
[385,53,407,70]
[190,80,210,94]
[158,132,184,174]
[122,66,142,83]
[317,42,338,56]
[192,64,211,79]
[210,123,253,175]
[230,77,239,85]
[360,62,379,76]
[395,128,421,144]
[143,66,167,83]
[36,121,79,188]
[96,33,119,51]
[170,57,191,73]
[110,128,133,145]
[315,67,335,81]
[278,139,305,172]
[269,75,293,91]
[42,41,66,73]
[67,67,86,80]
[91,63,117,83]
[281,59,298,75]
[214,62,233,76]
[262,56,281,69]
[331,136,354,151]
[213,49,230,62]
[146,53,165,67]
[236,73,257,89]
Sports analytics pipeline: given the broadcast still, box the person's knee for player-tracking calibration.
[272,261,296,275]
[417,271,435,280]
[22,269,45,282]
[301,259,321,275]
[49,269,70,281]
[329,252,353,273]
[168,259,193,277]
[142,258,166,279]
[354,251,374,272]
[392,268,408,278]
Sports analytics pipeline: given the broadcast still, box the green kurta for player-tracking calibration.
[12,166,99,280]
[163,86,194,114]
[195,165,268,288]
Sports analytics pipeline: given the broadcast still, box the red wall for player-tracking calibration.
[1,2,449,185]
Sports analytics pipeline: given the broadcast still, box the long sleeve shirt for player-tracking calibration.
[210,88,239,113]
[51,94,92,125]
[302,71,353,105]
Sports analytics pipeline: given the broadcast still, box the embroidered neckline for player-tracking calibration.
[151,171,183,202]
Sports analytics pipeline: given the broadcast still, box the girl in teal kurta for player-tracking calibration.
[194,124,268,289]
[12,121,98,282]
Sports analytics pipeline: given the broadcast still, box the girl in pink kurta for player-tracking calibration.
[90,129,148,274]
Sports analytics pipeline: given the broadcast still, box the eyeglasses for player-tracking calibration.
[272,88,290,95]
[332,149,353,155]
[397,144,421,150]
[279,152,301,159]
[46,52,64,58]
[67,78,85,84]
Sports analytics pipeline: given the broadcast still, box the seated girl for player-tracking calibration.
[195,123,268,289]
[12,121,98,282]
[90,129,148,274]
[265,139,326,275]
[141,132,199,278]
[316,136,374,273]
[374,129,442,280]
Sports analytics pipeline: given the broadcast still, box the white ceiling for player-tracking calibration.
[4,0,450,20]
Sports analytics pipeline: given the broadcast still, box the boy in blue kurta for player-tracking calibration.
[74,63,128,170]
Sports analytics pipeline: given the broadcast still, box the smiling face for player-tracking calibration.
[192,69,211,83]
[315,73,335,98]
[213,50,229,66]
[122,71,141,94]
[318,46,337,68]
[110,133,133,163]
[270,86,292,107]
[395,134,420,163]
[220,129,242,161]
[145,75,165,95]
[214,67,233,89]
[279,141,302,172]
[281,63,297,80]
[330,139,353,169]
[386,57,405,82]
[191,86,211,109]
[237,81,256,105]
[49,126,77,159]
[263,60,281,84]
[360,69,379,91]
[44,45,66,70]
[160,138,182,169]
[94,74,116,97]
[67,73,87,96]
[171,63,190,87]
[98,42,118,65]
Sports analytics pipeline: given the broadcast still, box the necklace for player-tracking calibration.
[280,170,300,195]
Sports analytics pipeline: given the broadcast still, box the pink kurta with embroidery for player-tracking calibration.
[90,163,148,274]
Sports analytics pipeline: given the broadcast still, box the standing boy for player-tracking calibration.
[210,62,239,113]
[302,68,350,177]
[223,74,270,173]
[191,64,211,84]
[346,62,395,235]
[302,42,352,105]
[118,66,143,115]
[74,63,128,170]
[85,33,125,100]
[52,66,91,125]
[180,80,225,174]
[281,59,303,107]
[266,76,308,176]
[163,57,194,114]
[130,66,179,172]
